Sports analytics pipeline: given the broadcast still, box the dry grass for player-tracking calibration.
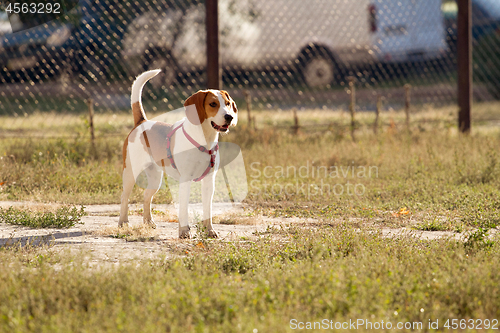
[93,224,160,242]
[0,101,497,137]
[0,201,64,212]
[125,209,178,223]
[1,226,499,332]
[1,102,500,230]
[215,213,260,225]
[1,103,500,331]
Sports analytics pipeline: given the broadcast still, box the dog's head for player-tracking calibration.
[184,90,238,132]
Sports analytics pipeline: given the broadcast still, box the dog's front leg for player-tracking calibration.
[178,180,192,239]
[201,173,218,238]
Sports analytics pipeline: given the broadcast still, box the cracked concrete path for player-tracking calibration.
[1,201,498,266]
[0,202,270,266]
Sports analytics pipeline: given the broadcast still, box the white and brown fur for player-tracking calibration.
[119,70,238,238]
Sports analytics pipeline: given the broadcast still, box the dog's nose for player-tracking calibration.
[224,114,233,123]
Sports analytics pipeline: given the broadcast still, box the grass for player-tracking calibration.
[464,227,495,253]
[0,205,85,228]
[414,218,450,232]
[0,226,499,332]
[94,224,160,242]
[1,103,500,331]
[1,103,500,231]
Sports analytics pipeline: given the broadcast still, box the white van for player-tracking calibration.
[122,0,447,88]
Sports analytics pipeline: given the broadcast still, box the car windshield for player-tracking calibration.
[476,0,500,19]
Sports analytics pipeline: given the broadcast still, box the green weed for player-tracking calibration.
[414,218,449,231]
[0,205,85,228]
[0,227,499,332]
[464,227,495,253]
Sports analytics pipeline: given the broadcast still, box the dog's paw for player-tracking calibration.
[179,226,191,239]
[143,219,157,229]
[200,220,218,238]
[118,221,129,228]
[206,229,219,239]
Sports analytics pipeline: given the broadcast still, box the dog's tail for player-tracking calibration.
[131,69,161,127]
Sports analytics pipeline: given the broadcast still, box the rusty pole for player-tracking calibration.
[374,95,381,135]
[404,84,411,131]
[206,0,221,89]
[348,77,356,142]
[87,98,96,158]
[457,0,472,133]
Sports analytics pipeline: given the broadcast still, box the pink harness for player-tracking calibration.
[166,123,219,182]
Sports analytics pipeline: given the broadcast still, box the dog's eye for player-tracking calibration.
[209,102,217,108]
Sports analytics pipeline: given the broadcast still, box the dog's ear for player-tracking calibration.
[231,100,238,114]
[184,90,208,125]
[220,90,238,114]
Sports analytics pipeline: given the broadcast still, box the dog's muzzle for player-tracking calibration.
[211,121,229,132]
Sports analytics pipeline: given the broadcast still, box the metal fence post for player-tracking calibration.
[293,108,300,134]
[206,0,221,89]
[374,95,381,135]
[244,90,252,128]
[86,98,96,157]
[457,0,472,133]
[348,77,356,142]
[404,84,411,131]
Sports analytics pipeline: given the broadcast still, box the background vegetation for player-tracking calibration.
[1,103,499,231]
[0,226,499,332]
[1,104,500,331]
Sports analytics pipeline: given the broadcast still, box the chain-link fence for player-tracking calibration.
[0,0,499,135]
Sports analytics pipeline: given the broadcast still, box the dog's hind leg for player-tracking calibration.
[143,165,163,229]
[119,166,135,227]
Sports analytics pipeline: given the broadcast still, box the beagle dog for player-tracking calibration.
[119,70,238,238]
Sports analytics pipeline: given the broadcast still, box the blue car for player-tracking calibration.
[0,0,126,83]
[443,0,500,49]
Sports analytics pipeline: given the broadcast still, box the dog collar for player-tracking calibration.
[165,122,219,182]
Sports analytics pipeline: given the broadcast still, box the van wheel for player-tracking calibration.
[142,50,178,90]
[299,47,339,87]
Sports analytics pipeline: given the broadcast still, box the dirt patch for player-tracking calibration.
[0,202,273,266]
[1,201,498,266]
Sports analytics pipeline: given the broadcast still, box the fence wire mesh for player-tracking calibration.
[0,0,499,137]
